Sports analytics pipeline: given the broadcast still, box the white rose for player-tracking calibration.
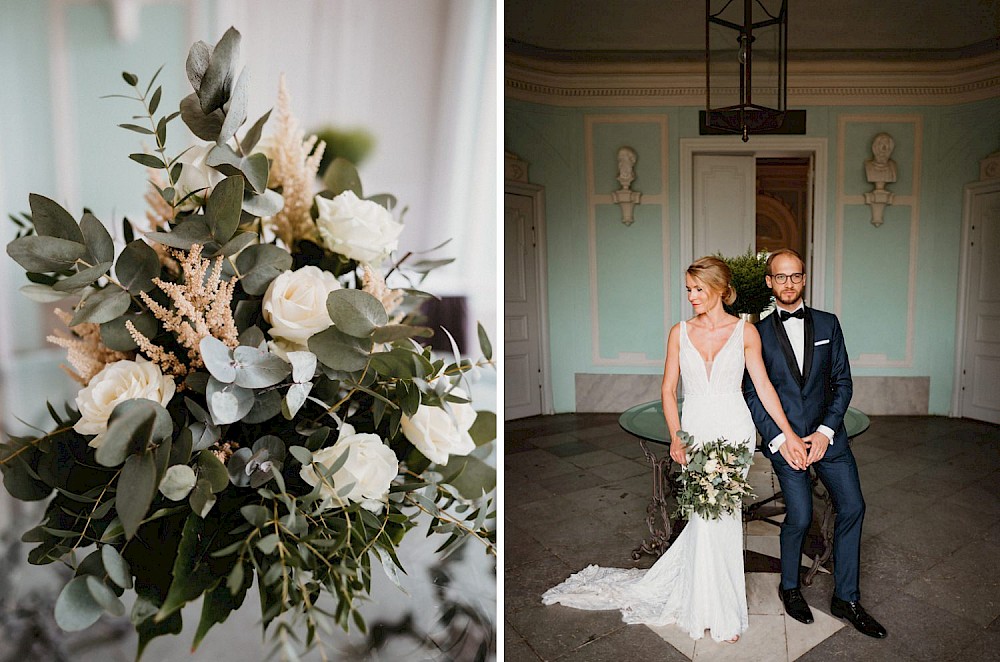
[315,191,403,264]
[400,390,477,465]
[74,357,176,448]
[299,423,398,513]
[703,458,719,475]
[262,265,341,349]
[173,144,225,211]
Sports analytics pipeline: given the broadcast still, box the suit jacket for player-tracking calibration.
[744,306,853,460]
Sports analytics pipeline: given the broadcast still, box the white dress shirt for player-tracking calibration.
[768,304,835,454]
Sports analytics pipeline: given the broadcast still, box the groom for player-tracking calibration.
[743,248,886,638]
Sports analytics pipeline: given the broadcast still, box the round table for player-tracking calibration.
[618,399,870,568]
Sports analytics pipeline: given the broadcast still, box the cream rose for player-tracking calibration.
[262,265,341,350]
[315,191,403,264]
[173,144,225,211]
[74,357,176,448]
[300,423,398,513]
[400,390,477,465]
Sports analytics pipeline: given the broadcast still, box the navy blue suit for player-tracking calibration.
[744,307,865,602]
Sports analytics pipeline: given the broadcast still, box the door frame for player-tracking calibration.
[504,179,555,416]
[951,177,1000,417]
[680,136,829,308]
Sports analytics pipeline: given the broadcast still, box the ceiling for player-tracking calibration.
[505,0,1000,62]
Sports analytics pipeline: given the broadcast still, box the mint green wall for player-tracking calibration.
[506,97,1000,414]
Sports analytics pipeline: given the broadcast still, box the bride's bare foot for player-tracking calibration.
[724,635,740,644]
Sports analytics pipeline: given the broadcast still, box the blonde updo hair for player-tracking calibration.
[687,256,737,306]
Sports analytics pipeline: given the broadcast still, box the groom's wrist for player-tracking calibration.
[816,425,835,445]
[768,432,786,453]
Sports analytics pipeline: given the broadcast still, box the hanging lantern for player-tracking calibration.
[706,0,788,142]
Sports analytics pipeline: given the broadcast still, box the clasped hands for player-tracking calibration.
[779,432,830,471]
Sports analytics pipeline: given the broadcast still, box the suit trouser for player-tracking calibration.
[771,447,865,602]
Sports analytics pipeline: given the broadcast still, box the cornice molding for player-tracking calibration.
[505,50,1000,107]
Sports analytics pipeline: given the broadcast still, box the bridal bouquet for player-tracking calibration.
[672,432,754,520]
[1,27,495,659]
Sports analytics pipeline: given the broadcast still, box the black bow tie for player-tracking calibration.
[779,308,805,322]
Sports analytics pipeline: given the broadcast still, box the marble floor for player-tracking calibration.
[504,414,1000,661]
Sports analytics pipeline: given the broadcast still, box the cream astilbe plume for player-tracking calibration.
[47,309,131,386]
[263,74,325,248]
[361,265,405,323]
[126,244,239,377]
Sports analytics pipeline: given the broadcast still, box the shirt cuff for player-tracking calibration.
[817,425,835,445]
[768,432,786,454]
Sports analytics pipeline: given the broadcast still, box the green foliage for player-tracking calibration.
[721,247,773,316]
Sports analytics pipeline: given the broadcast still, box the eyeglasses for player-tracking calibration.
[770,272,804,284]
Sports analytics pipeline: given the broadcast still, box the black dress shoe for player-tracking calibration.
[830,596,887,638]
[779,587,814,624]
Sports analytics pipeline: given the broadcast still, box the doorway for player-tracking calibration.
[680,137,829,306]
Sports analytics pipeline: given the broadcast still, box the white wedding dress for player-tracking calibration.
[542,319,756,642]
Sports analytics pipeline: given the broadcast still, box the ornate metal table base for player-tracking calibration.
[631,439,674,560]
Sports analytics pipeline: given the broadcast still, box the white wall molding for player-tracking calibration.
[506,50,1000,107]
[584,114,669,367]
[834,114,922,369]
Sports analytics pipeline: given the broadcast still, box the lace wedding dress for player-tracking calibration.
[542,319,756,642]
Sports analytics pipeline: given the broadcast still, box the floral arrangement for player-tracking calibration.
[1,27,495,659]
[722,248,773,317]
[672,432,754,521]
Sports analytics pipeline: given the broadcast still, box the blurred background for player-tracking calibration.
[0,0,496,659]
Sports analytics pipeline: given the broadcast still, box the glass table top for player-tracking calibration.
[619,399,871,445]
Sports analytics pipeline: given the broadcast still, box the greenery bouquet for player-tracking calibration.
[1,27,495,659]
[672,432,754,521]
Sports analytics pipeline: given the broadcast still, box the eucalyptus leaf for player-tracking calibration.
[115,239,160,293]
[235,243,293,295]
[206,377,254,425]
[204,175,244,243]
[240,151,269,194]
[242,109,271,153]
[54,576,104,631]
[101,544,133,590]
[322,157,363,197]
[96,399,173,467]
[19,283,73,303]
[287,351,317,383]
[238,325,266,348]
[243,388,283,424]
[129,153,165,169]
[80,212,115,263]
[218,231,257,257]
[117,452,157,539]
[242,188,284,217]
[199,26,241,114]
[70,287,131,326]
[146,218,212,249]
[53,261,112,292]
[200,336,236,383]
[198,451,230,493]
[29,193,84,243]
[218,66,249,145]
[186,40,212,90]
[326,289,387,338]
[189,478,216,517]
[159,464,197,501]
[283,382,312,419]
[86,576,125,616]
[308,326,371,372]
[439,454,496,499]
[7,235,87,272]
[180,93,225,142]
[469,411,497,447]
[477,322,493,361]
[233,345,290,388]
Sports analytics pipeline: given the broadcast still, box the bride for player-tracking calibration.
[542,256,805,643]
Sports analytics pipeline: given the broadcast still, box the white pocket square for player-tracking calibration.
[814,339,830,346]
